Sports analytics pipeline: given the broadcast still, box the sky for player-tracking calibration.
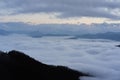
[0,0,120,25]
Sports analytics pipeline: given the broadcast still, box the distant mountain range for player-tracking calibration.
[0,29,10,35]
[0,28,120,41]
[0,22,120,41]
[70,32,120,41]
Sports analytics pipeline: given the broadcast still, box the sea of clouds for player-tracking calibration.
[0,34,120,80]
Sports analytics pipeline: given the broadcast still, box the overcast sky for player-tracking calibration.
[0,0,120,25]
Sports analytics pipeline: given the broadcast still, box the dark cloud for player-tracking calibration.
[0,0,120,19]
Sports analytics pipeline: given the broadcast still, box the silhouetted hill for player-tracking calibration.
[0,50,90,80]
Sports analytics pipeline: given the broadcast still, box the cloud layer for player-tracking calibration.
[0,0,120,19]
[0,35,120,80]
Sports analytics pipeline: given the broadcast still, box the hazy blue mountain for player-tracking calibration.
[0,22,120,36]
[0,22,120,41]
[0,29,10,35]
[70,32,120,41]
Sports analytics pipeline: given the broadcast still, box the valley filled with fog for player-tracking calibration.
[1,0,120,80]
[0,34,120,80]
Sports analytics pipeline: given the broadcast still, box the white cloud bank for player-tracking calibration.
[0,35,120,80]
